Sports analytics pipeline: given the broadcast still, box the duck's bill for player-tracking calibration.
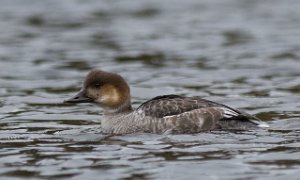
[64,91,93,103]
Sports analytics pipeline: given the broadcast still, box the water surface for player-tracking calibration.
[1,0,300,179]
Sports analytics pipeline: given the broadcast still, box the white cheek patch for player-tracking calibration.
[98,95,109,103]
[109,88,120,103]
[87,85,121,106]
[96,91,119,105]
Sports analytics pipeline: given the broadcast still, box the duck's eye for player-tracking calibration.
[94,83,101,88]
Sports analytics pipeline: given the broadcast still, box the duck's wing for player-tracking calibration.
[137,95,266,131]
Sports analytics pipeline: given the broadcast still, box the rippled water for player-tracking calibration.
[1,0,300,179]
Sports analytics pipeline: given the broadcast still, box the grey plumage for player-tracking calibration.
[101,95,263,134]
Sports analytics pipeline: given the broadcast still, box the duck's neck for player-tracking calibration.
[103,99,133,115]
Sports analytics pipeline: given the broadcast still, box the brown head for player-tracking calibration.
[64,70,132,113]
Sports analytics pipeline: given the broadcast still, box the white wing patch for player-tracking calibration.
[221,107,270,128]
[163,112,188,119]
[137,109,144,114]
[220,107,240,118]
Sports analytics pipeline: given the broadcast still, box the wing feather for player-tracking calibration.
[137,95,265,130]
[137,95,223,118]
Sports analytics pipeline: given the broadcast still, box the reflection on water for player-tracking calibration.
[1,0,300,179]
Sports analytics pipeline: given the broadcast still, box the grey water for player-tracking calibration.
[1,0,300,179]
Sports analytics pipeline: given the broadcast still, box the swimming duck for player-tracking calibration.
[64,69,268,134]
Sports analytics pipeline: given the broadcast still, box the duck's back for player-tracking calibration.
[136,95,263,133]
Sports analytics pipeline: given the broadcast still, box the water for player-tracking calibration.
[1,0,300,179]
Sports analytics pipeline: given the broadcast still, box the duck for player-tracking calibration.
[64,69,268,134]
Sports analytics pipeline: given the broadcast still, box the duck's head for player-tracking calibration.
[64,70,132,113]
